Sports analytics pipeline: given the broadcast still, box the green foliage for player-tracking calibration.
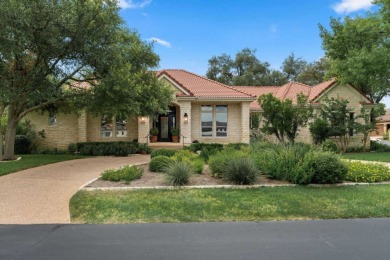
[165,161,191,186]
[308,153,348,184]
[225,143,249,150]
[345,161,390,183]
[150,128,159,136]
[345,146,365,153]
[170,127,180,135]
[256,144,346,184]
[221,157,258,185]
[185,143,224,162]
[318,97,355,153]
[258,93,313,144]
[137,144,152,154]
[0,0,173,160]
[309,118,330,145]
[319,6,390,103]
[101,165,143,183]
[370,141,390,152]
[251,141,278,152]
[296,57,330,85]
[149,156,174,172]
[68,143,77,154]
[281,53,307,82]
[209,148,251,175]
[322,140,339,153]
[76,142,139,156]
[172,150,205,174]
[14,135,32,154]
[150,149,176,158]
[15,120,44,153]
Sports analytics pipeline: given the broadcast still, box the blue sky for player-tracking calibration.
[117,0,390,107]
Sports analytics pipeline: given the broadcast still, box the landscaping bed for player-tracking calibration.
[84,164,288,188]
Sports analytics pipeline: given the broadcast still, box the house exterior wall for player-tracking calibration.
[26,112,79,150]
[191,102,249,144]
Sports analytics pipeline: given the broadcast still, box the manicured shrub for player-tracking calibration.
[225,143,249,150]
[345,161,390,183]
[186,143,223,158]
[101,165,143,183]
[150,149,176,158]
[76,142,139,156]
[149,156,174,172]
[222,157,258,185]
[345,146,365,153]
[14,135,32,154]
[68,143,77,154]
[137,144,152,154]
[165,161,191,186]
[309,152,347,184]
[322,139,339,153]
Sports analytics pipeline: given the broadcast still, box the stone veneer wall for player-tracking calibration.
[190,102,250,144]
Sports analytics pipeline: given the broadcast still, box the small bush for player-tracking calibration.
[322,140,339,153]
[165,161,191,186]
[149,156,174,172]
[345,161,390,183]
[137,144,152,154]
[68,143,77,154]
[309,152,347,184]
[101,165,143,183]
[150,149,176,158]
[172,150,204,174]
[250,141,278,153]
[345,146,365,153]
[222,157,258,185]
[225,143,249,150]
[14,135,32,154]
[370,140,390,152]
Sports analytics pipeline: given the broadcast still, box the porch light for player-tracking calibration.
[183,113,189,124]
[140,117,146,124]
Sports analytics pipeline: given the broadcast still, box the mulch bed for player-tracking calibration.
[85,164,288,188]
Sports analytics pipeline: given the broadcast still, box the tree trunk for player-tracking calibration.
[4,111,18,160]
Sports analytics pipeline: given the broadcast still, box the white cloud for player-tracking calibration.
[332,0,373,14]
[149,37,172,48]
[118,0,151,9]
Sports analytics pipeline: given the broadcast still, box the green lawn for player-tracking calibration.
[70,185,390,223]
[341,152,390,162]
[0,154,86,176]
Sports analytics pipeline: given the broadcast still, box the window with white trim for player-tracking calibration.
[216,105,227,137]
[201,105,213,137]
[116,116,128,137]
[100,115,113,138]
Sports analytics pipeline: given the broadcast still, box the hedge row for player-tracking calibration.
[71,141,139,156]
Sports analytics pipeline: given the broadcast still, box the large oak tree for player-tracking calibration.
[0,0,173,160]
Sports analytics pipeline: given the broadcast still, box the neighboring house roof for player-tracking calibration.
[379,108,390,122]
[157,69,256,99]
[235,78,373,111]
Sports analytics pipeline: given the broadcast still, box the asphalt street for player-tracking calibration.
[1,218,390,260]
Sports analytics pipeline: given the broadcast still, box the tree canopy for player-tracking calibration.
[319,0,390,103]
[206,49,328,86]
[0,0,173,160]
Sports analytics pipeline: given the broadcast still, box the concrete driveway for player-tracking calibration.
[0,155,150,224]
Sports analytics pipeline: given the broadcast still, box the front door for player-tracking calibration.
[157,107,176,142]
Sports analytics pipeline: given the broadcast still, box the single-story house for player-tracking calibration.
[26,69,375,149]
[371,108,390,140]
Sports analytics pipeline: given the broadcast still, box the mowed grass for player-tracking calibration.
[70,185,390,223]
[341,152,390,162]
[0,154,86,176]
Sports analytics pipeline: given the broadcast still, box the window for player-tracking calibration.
[201,105,228,137]
[116,116,128,137]
[48,112,57,126]
[201,106,213,137]
[216,105,227,137]
[100,115,113,138]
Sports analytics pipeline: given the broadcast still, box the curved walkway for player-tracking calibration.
[0,155,150,224]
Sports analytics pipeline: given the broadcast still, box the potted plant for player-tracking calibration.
[150,128,159,142]
[171,127,180,143]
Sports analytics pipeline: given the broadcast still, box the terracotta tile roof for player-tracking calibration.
[308,79,337,101]
[276,82,311,102]
[157,69,256,99]
[233,86,279,110]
